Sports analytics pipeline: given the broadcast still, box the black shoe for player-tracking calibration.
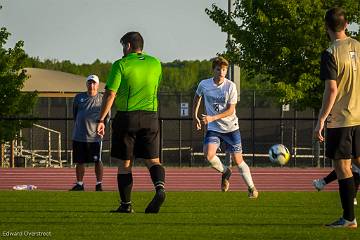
[95,183,102,192]
[110,204,134,213]
[221,168,232,192]
[69,184,84,191]
[145,189,166,214]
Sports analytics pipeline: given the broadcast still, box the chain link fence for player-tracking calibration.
[1,90,328,168]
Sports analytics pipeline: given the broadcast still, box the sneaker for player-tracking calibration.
[221,168,232,192]
[69,183,84,191]
[145,189,166,214]
[95,183,102,192]
[312,179,326,191]
[248,187,258,199]
[110,204,134,213]
[354,198,358,206]
[325,217,357,228]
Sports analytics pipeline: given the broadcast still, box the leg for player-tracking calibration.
[76,163,85,182]
[352,157,360,204]
[111,158,134,213]
[333,159,355,222]
[325,127,357,228]
[232,152,258,198]
[69,164,85,191]
[95,161,103,191]
[313,170,337,191]
[204,143,227,173]
[204,143,232,192]
[70,141,86,191]
[144,158,166,213]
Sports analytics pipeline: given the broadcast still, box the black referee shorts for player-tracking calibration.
[111,111,159,160]
[326,125,360,160]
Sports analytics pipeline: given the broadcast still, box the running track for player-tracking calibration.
[0,167,338,191]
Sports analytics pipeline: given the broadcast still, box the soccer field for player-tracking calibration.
[0,191,359,240]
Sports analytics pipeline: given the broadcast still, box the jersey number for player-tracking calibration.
[213,103,220,112]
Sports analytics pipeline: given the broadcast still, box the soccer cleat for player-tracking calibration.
[221,168,232,192]
[354,198,358,206]
[95,183,103,192]
[325,217,357,228]
[110,204,134,213]
[145,189,166,214]
[69,183,84,191]
[248,187,258,199]
[312,179,326,191]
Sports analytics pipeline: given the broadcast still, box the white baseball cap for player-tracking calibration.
[86,74,99,84]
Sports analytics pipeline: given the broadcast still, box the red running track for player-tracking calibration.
[0,167,338,192]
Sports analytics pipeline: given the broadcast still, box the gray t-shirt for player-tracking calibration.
[72,92,106,142]
[195,78,239,133]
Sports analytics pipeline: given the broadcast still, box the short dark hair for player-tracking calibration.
[120,32,144,50]
[325,7,347,32]
[212,56,229,69]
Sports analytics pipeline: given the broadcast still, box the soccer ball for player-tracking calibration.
[268,144,290,165]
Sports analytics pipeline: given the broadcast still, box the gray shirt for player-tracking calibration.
[72,92,107,142]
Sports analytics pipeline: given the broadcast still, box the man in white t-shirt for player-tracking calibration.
[193,56,258,198]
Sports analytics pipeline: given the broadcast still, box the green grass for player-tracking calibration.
[0,191,359,239]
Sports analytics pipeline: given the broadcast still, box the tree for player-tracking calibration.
[0,26,37,142]
[206,0,360,109]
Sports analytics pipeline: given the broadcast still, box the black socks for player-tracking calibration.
[354,172,359,197]
[149,165,165,191]
[324,170,337,184]
[338,177,355,221]
[117,173,133,204]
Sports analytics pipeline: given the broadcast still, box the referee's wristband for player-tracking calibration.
[97,119,104,123]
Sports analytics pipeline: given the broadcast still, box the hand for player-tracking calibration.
[314,120,325,142]
[97,122,105,138]
[201,114,214,125]
[194,117,201,130]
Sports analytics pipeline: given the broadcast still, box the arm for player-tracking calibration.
[97,89,116,137]
[201,103,236,125]
[192,94,202,130]
[314,80,337,142]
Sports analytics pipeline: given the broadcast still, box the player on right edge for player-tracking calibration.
[193,56,258,198]
[314,7,360,228]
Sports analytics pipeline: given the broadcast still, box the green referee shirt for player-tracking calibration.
[106,52,162,112]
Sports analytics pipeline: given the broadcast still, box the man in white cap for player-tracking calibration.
[70,74,109,191]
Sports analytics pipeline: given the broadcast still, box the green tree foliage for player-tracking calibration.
[24,57,112,83]
[25,57,214,94]
[206,0,360,109]
[0,27,37,142]
[161,60,213,93]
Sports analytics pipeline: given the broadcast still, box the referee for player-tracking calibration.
[97,32,165,213]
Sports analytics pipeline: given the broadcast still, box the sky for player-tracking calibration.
[0,0,228,64]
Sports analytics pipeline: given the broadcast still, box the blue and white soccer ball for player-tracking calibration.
[269,144,291,165]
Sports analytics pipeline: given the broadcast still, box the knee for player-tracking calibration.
[118,161,132,174]
[205,153,216,161]
[145,158,161,169]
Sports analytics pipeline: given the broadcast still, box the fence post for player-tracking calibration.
[48,132,51,167]
[58,133,62,168]
[313,109,320,167]
[179,119,182,167]
[280,106,284,144]
[251,90,255,165]
[160,119,164,164]
[10,140,15,168]
[1,143,4,168]
[292,110,297,167]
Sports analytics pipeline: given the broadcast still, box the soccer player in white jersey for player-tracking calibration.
[193,56,258,198]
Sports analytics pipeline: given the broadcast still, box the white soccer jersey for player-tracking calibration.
[196,78,239,133]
